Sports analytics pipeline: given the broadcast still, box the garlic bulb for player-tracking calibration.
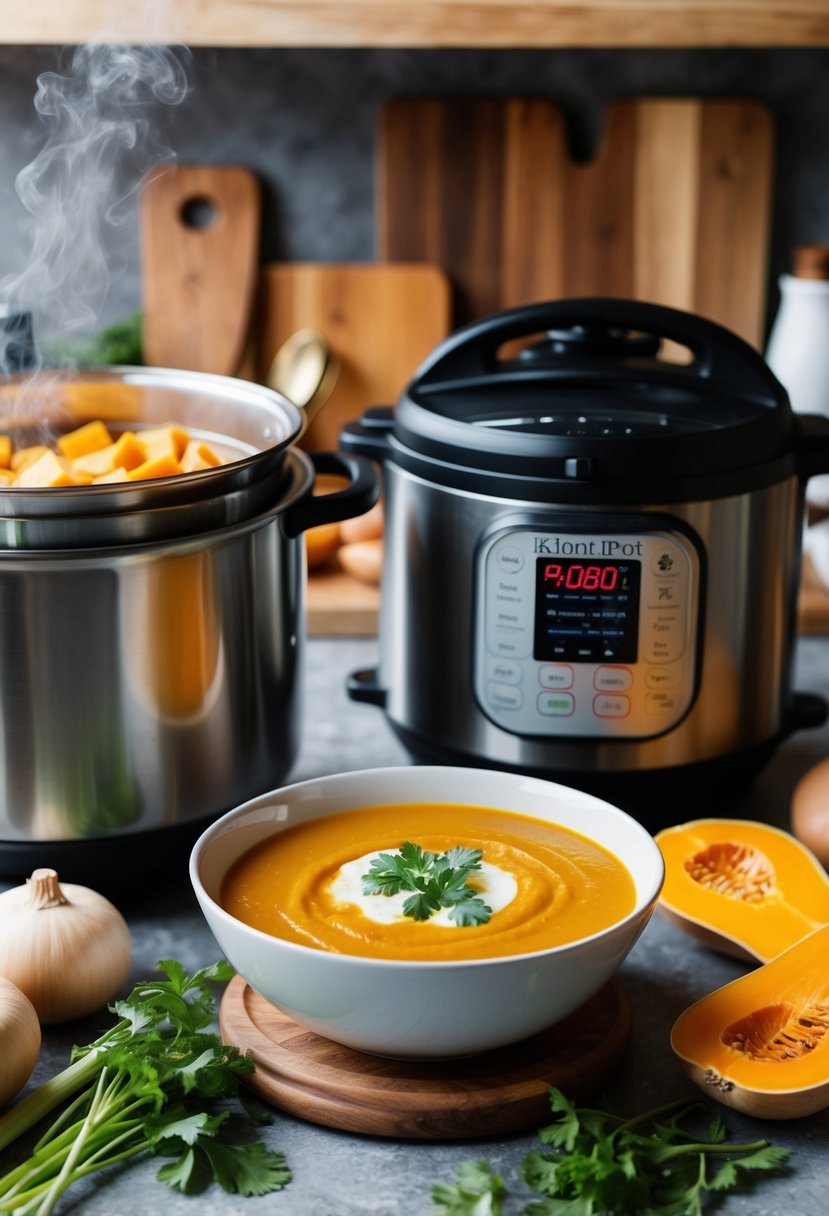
[0,978,41,1106]
[0,869,132,1024]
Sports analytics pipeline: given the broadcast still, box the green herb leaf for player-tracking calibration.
[435,1088,790,1216]
[361,841,492,926]
[520,1086,790,1215]
[156,1146,199,1193]
[198,1141,292,1196]
[0,959,289,1213]
[432,1157,506,1215]
[449,896,493,927]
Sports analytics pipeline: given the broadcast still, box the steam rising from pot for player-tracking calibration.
[0,42,189,376]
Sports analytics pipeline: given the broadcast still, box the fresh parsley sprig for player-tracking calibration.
[361,842,492,926]
[432,1158,506,1215]
[0,960,291,1214]
[432,1086,790,1216]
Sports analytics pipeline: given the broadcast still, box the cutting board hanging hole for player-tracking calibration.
[179,196,219,230]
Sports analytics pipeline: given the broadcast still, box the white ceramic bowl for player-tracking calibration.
[190,766,664,1058]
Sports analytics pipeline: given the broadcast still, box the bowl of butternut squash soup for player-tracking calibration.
[190,766,664,1057]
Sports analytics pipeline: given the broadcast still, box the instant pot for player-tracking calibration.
[342,298,829,807]
[0,367,377,881]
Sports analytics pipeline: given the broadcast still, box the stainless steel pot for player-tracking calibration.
[0,366,304,545]
[0,438,377,881]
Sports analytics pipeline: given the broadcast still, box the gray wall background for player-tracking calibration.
[0,45,827,344]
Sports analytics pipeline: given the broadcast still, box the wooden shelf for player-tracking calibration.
[2,1,828,48]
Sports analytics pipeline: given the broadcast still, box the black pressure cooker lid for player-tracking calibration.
[390,299,796,501]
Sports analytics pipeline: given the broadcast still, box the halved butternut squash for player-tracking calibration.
[671,924,829,1118]
[655,819,829,962]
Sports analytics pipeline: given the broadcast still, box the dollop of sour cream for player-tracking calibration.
[328,850,519,927]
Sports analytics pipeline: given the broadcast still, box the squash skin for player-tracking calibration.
[671,925,829,1119]
[655,819,829,963]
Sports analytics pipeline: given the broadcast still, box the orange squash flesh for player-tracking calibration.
[655,819,829,962]
[671,924,829,1118]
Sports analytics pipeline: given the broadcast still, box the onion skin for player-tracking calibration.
[337,539,383,585]
[0,978,41,1107]
[0,869,132,1024]
[791,759,829,868]
[339,500,384,545]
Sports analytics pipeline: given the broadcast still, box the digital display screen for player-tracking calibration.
[533,558,641,663]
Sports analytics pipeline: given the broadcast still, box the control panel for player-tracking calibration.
[474,523,701,739]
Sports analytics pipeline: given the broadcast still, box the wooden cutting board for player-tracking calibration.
[141,164,261,376]
[255,262,451,451]
[255,262,450,635]
[219,974,631,1139]
[377,97,774,346]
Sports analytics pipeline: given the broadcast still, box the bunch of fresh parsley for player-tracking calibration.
[432,1087,789,1215]
[0,960,290,1215]
[361,841,493,926]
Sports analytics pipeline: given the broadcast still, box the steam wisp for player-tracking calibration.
[0,42,189,378]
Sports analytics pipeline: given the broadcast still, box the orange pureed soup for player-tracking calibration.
[220,803,636,961]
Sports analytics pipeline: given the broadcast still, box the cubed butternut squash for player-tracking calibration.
[0,435,11,469]
[92,467,130,484]
[137,425,190,463]
[57,420,113,460]
[179,440,222,473]
[72,431,146,477]
[11,445,49,473]
[127,454,183,482]
[15,450,82,488]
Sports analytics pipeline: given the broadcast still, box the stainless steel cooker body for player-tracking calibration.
[0,446,377,872]
[371,464,806,778]
[343,298,829,800]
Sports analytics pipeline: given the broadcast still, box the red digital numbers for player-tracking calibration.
[543,562,619,591]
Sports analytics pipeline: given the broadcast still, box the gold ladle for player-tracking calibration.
[266,328,339,430]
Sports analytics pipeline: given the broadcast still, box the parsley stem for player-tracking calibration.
[0,1050,103,1155]
[614,1097,702,1135]
[34,1066,109,1216]
[651,1138,771,1164]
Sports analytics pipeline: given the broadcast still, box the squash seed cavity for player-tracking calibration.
[722,1001,829,1061]
[684,842,775,903]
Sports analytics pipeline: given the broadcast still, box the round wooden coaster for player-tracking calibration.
[219,974,631,1140]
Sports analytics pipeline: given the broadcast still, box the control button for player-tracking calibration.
[646,691,680,715]
[487,682,523,711]
[539,664,574,690]
[495,545,524,575]
[593,694,630,718]
[594,666,633,692]
[537,691,575,717]
[487,659,523,685]
[495,576,523,606]
[645,664,682,690]
[487,628,532,659]
[642,612,685,663]
[495,608,523,626]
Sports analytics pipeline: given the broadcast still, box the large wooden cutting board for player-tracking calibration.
[255,262,451,451]
[377,97,774,346]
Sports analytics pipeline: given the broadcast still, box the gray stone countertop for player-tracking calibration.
[4,635,829,1215]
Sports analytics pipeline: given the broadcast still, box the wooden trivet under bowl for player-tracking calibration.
[219,974,631,1140]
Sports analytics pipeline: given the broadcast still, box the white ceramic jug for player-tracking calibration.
[766,245,829,506]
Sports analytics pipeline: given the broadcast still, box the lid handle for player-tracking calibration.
[412,298,782,405]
